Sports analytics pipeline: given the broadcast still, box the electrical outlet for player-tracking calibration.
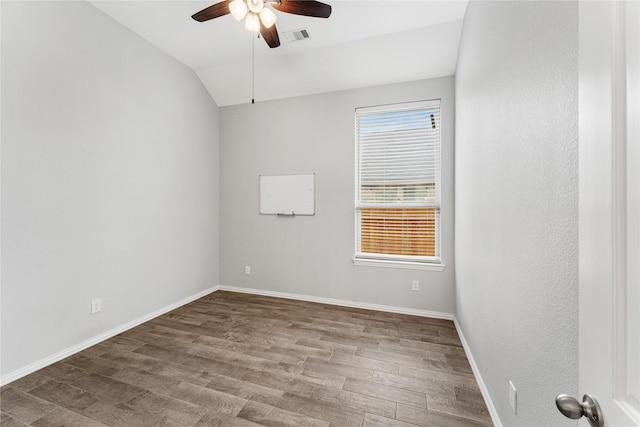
[509,381,517,414]
[412,280,419,291]
[91,299,101,314]
[245,266,251,275]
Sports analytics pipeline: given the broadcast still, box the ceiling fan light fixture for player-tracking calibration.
[246,0,264,14]
[259,7,277,28]
[229,0,248,20]
[244,12,260,32]
[192,0,332,49]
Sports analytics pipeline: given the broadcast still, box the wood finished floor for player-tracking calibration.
[1,291,492,426]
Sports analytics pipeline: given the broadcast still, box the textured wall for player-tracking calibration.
[219,78,456,313]
[455,1,579,425]
[1,1,219,379]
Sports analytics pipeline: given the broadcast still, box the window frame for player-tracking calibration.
[353,99,444,271]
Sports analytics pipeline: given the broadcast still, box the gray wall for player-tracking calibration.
[1,1,220,379]
[454,1,578,426]
[220,78,455,313]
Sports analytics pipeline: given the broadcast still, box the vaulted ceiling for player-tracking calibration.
[89,1,468,106]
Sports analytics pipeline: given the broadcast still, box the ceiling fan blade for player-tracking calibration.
[260,22,281,48]
[272,0,332,18]
[192,0,231,22]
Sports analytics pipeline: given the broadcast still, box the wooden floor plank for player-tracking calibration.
[303,356,374,381]
[355,347,427,369]
[204,372,284,407]
[398,365,478,387]
[329,350,400,375]
[0,387,57,424]
[372,371,457,399]
[363,412,419,427]
[165,381,247,415]
[62,354,123,378]
[78,400,168,426]
[37,362,88,384]
[110,366,183,396]
[125,390,208,425]
[237,400,330,427]
[3,373,50,394]
[427,395,493,424]
[30,405,110,427]
[342,377,428,409]
[276,392,365,427]
[1,291,492,426]
[396,403,493,427]
[28,381,99,412]
[196,411,264,427]
[99,346,217,387]
[238,366,316,398]
[310,383,397,419]
[1,412,32,427]
[71,374,146,405]
[295,337,359,355]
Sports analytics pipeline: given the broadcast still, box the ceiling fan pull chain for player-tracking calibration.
[252,31,255,104]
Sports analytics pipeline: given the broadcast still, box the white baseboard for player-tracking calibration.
[0,286,218,387]
[216,285,455,320]
[454,318,502,427]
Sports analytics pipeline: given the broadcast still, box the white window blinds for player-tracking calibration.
[355,100,441,263]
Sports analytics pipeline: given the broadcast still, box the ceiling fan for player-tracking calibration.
[192,0,332,48]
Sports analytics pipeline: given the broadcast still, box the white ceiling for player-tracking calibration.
[89,0,468,106]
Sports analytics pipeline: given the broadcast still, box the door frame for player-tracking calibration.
[579,1,639,425]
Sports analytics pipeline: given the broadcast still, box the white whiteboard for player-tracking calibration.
[260,174,315,216]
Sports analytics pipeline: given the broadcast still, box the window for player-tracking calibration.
[354,100,442,269]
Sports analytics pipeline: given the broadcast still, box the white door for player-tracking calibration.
[577,1,639,426]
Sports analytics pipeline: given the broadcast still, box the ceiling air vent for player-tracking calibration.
[283,28,311,43]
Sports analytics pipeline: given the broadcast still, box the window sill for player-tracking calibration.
[352,257,445,271]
